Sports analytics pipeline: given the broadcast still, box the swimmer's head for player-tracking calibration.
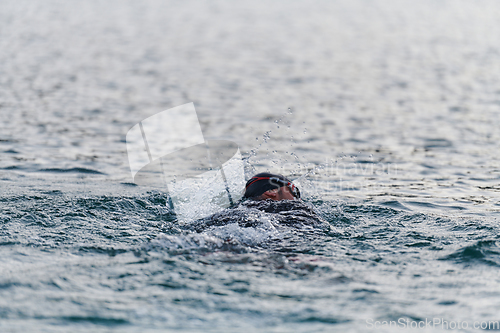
[243,172,300,201]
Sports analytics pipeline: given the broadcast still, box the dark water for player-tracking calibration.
[2,0,500,332]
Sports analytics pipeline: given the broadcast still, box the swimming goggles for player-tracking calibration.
[269,177,301,199]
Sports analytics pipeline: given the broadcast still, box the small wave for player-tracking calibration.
[423,138,453,149]
[38,167,105,175]
[442,240,500,266]
[406,201,467,210]
[2,165,24,170]
[61,316,128,326]
[379,200,411,211]
[39,190,63,195]
[120,182,138,186]
[78,246,128,256]
[405,241,432,248]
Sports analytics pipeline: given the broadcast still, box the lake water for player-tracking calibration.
[2,0,500,332]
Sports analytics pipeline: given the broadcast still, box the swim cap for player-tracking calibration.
[244,173,299,199]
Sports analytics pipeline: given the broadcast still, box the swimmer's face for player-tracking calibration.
[262,186,297,201]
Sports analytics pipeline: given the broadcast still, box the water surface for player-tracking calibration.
[1,0,500,331]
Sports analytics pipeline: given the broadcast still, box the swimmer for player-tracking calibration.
[188,173,329,233]
[243,172,300,201]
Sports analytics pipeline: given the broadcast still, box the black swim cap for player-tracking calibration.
[244,172,294,198]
